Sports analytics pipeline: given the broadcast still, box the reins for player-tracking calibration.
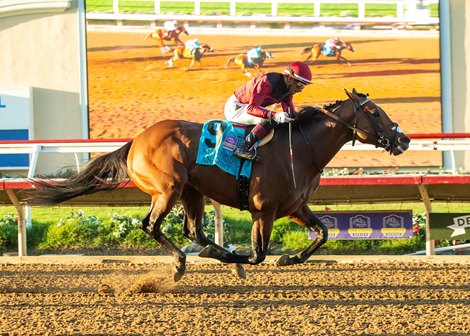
[316,98,398,153]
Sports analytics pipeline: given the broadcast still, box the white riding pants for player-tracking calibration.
[224,95,265,125]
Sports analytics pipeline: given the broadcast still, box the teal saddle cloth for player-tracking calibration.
[196,120,253,178]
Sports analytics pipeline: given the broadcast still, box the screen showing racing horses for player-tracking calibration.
[85,1,441,169]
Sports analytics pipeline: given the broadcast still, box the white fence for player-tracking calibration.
[0,137,468,177]
[86,0,439,29]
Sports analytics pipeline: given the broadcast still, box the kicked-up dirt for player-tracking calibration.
[1,256,469,335]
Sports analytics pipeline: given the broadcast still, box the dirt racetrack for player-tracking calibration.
[1,256,469,335]
[87,28,441,168]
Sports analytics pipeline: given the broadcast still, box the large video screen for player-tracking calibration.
[86,2,441,169]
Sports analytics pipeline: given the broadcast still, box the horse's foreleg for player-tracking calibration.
[142,195,186,282]
[248,212,276,264]
[337,54,351,66]
[276,205,327,266]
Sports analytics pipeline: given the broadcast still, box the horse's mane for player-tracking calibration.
[294,91,367,124]
[294,102,342,124]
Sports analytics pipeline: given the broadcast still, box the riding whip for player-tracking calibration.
[288,108,296,189]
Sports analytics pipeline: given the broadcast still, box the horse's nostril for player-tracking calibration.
[399,135,411,145]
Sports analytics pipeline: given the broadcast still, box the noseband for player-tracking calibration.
[318,97,400,154]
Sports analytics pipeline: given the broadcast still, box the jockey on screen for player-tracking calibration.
[185,38,201,55]
[224,61,313,160]
[163,20,178,38]
[324,37,343,54]
[246,46,263,66]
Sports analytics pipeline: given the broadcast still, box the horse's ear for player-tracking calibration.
[344,88,359,104]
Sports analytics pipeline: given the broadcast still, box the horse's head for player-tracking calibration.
[202,44,214,52]
[343,42,355,52]
[263,51,274,59]
[176,26,189,35]
[342,89,410,155]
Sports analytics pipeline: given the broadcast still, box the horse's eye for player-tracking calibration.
[371,109,379,117]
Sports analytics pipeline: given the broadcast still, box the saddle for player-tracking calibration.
[196,120,275,211]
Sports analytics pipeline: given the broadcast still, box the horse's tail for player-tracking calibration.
[27,141,133,205]
[301,47,312,55]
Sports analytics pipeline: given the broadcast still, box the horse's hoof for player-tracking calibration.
[276,254,293,266]
[173,264,185,282]
[231,264,246,279]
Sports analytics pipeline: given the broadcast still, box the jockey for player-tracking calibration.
[185,38,202,55]
[325,37,343,53]
[163,20,178,38]
[224,61,312,160]
[246,46,262,65]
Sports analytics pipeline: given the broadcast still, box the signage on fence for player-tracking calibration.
[0,87,33,168]
[308,211,413,240]
[429,213,470,240]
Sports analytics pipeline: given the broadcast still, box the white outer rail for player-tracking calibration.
[0,138,468,176]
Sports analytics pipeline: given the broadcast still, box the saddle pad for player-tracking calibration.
[322,45,335,56]
[196,120,252,179]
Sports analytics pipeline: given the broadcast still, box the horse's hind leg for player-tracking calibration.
[225,57,234,68]
[181,190,247,278]
[142,194,187,282]
[181,190,249,264]
[276,205,328,266]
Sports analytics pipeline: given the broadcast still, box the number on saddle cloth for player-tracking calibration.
[196,120,253,179]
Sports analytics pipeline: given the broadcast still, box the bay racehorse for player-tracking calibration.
[143,26,189,53]
[301,41,355,66]
[166,43,214,71]
[225,51,274,78]
[28,89,410,282]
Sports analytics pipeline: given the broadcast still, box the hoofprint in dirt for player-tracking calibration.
[1,256,469,335]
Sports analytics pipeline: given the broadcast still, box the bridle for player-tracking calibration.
[316,95,400,154]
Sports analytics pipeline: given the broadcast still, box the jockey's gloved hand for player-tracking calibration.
[274,112,294,123]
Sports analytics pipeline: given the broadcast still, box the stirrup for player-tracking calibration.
[233,147,257,161]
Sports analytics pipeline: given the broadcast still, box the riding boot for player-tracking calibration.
[233,120,279,160]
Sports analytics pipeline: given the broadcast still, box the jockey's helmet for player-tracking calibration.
[284,61,312,85]
[256,46,262,52]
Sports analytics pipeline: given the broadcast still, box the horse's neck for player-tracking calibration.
[300,105,354,170]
